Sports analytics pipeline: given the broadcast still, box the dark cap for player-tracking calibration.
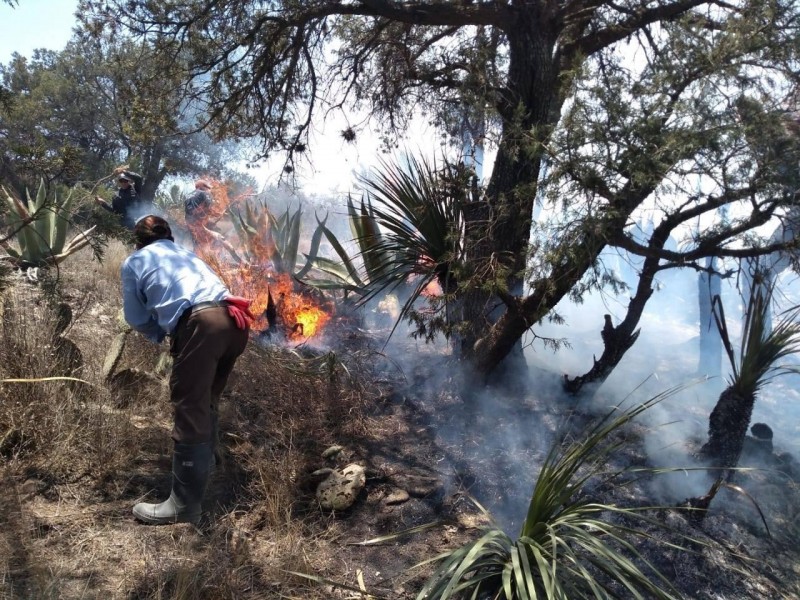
[133,215,174,249]
[118,174,132,182]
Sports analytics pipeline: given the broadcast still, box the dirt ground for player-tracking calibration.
[1,244,799,599]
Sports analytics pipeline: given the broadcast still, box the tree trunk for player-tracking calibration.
[140,143,166,202]
[562,314,643,395]
[701,386,755,471]
[459,12,558,369]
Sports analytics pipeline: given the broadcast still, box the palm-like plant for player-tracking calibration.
[701,288,800,469]
[298,155,470,328]
[354,155,467,322]
[418,392,689,600]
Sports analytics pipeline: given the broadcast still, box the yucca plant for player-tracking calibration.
[418,391,692,600]
[358,155,465,307]
[306,155,468,329]
[701,288,800,470]
[1,182,95,267]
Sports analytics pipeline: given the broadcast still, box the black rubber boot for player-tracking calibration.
[210,409,221,470]
[133,442,212,525]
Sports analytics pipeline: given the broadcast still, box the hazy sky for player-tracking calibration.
[0,0,78,63]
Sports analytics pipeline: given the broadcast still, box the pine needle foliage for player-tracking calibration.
[418,391,693,600]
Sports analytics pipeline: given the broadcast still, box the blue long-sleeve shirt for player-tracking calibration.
[121,239,230,343]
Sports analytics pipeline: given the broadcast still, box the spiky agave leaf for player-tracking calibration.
[347,193,389,282]
[283,205,302,273]
[295,212,328,280]
[418,389,696,600]
[50,187,77,256]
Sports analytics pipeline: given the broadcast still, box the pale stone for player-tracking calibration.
[316,463,366,510]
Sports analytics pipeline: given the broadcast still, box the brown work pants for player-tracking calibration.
[169,306,249,444]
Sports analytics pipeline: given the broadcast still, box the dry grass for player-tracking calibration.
[0,236,400,599]
[0,286,134,477]
[96,238,131,283]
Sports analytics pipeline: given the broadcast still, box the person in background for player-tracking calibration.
[183,178,246,263]
[184,178,214,234]
[96,167,145,229]
[184,179,215,249]
[121,215,254,525]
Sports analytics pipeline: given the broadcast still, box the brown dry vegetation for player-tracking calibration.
[1,238,800,599]
[0,239,472,599]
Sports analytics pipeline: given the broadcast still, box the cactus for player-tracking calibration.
[102,332,130,381]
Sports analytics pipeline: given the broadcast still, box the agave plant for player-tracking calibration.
[418,391,691,600]
[1,182,95,267]
[701,287,800,470]
[231,200,313,275]
[296,196,386,296]
[151,183,185,211]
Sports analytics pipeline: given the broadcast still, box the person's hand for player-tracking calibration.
[225,296,255,330]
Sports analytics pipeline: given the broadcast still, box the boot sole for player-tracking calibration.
[132,506,201,525]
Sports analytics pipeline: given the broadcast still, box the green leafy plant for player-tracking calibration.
[152,183,185,211]
[701,287,800,469]
[356,155,465,309]
[302,155,469,329]
[296,197,382,296]
[417,391,694,600]
[1,182,95,267]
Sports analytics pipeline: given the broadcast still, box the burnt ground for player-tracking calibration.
[1,246,799,599]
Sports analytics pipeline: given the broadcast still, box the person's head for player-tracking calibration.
[195,179,212,192]
[118,174,132,189]
[133,215,174,249]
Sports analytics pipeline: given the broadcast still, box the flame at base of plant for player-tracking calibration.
[207,258,332,342]
[267,273,332,340]
[189,183,334,342]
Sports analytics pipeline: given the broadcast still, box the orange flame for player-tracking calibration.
[190,182,333,341]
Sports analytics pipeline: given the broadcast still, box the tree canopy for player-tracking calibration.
[0,34,241,197]
[78,0,800,376]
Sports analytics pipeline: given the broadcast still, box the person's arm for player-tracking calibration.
[121,261,165,343]
[95,196,113,212]
[130,171,144,196]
